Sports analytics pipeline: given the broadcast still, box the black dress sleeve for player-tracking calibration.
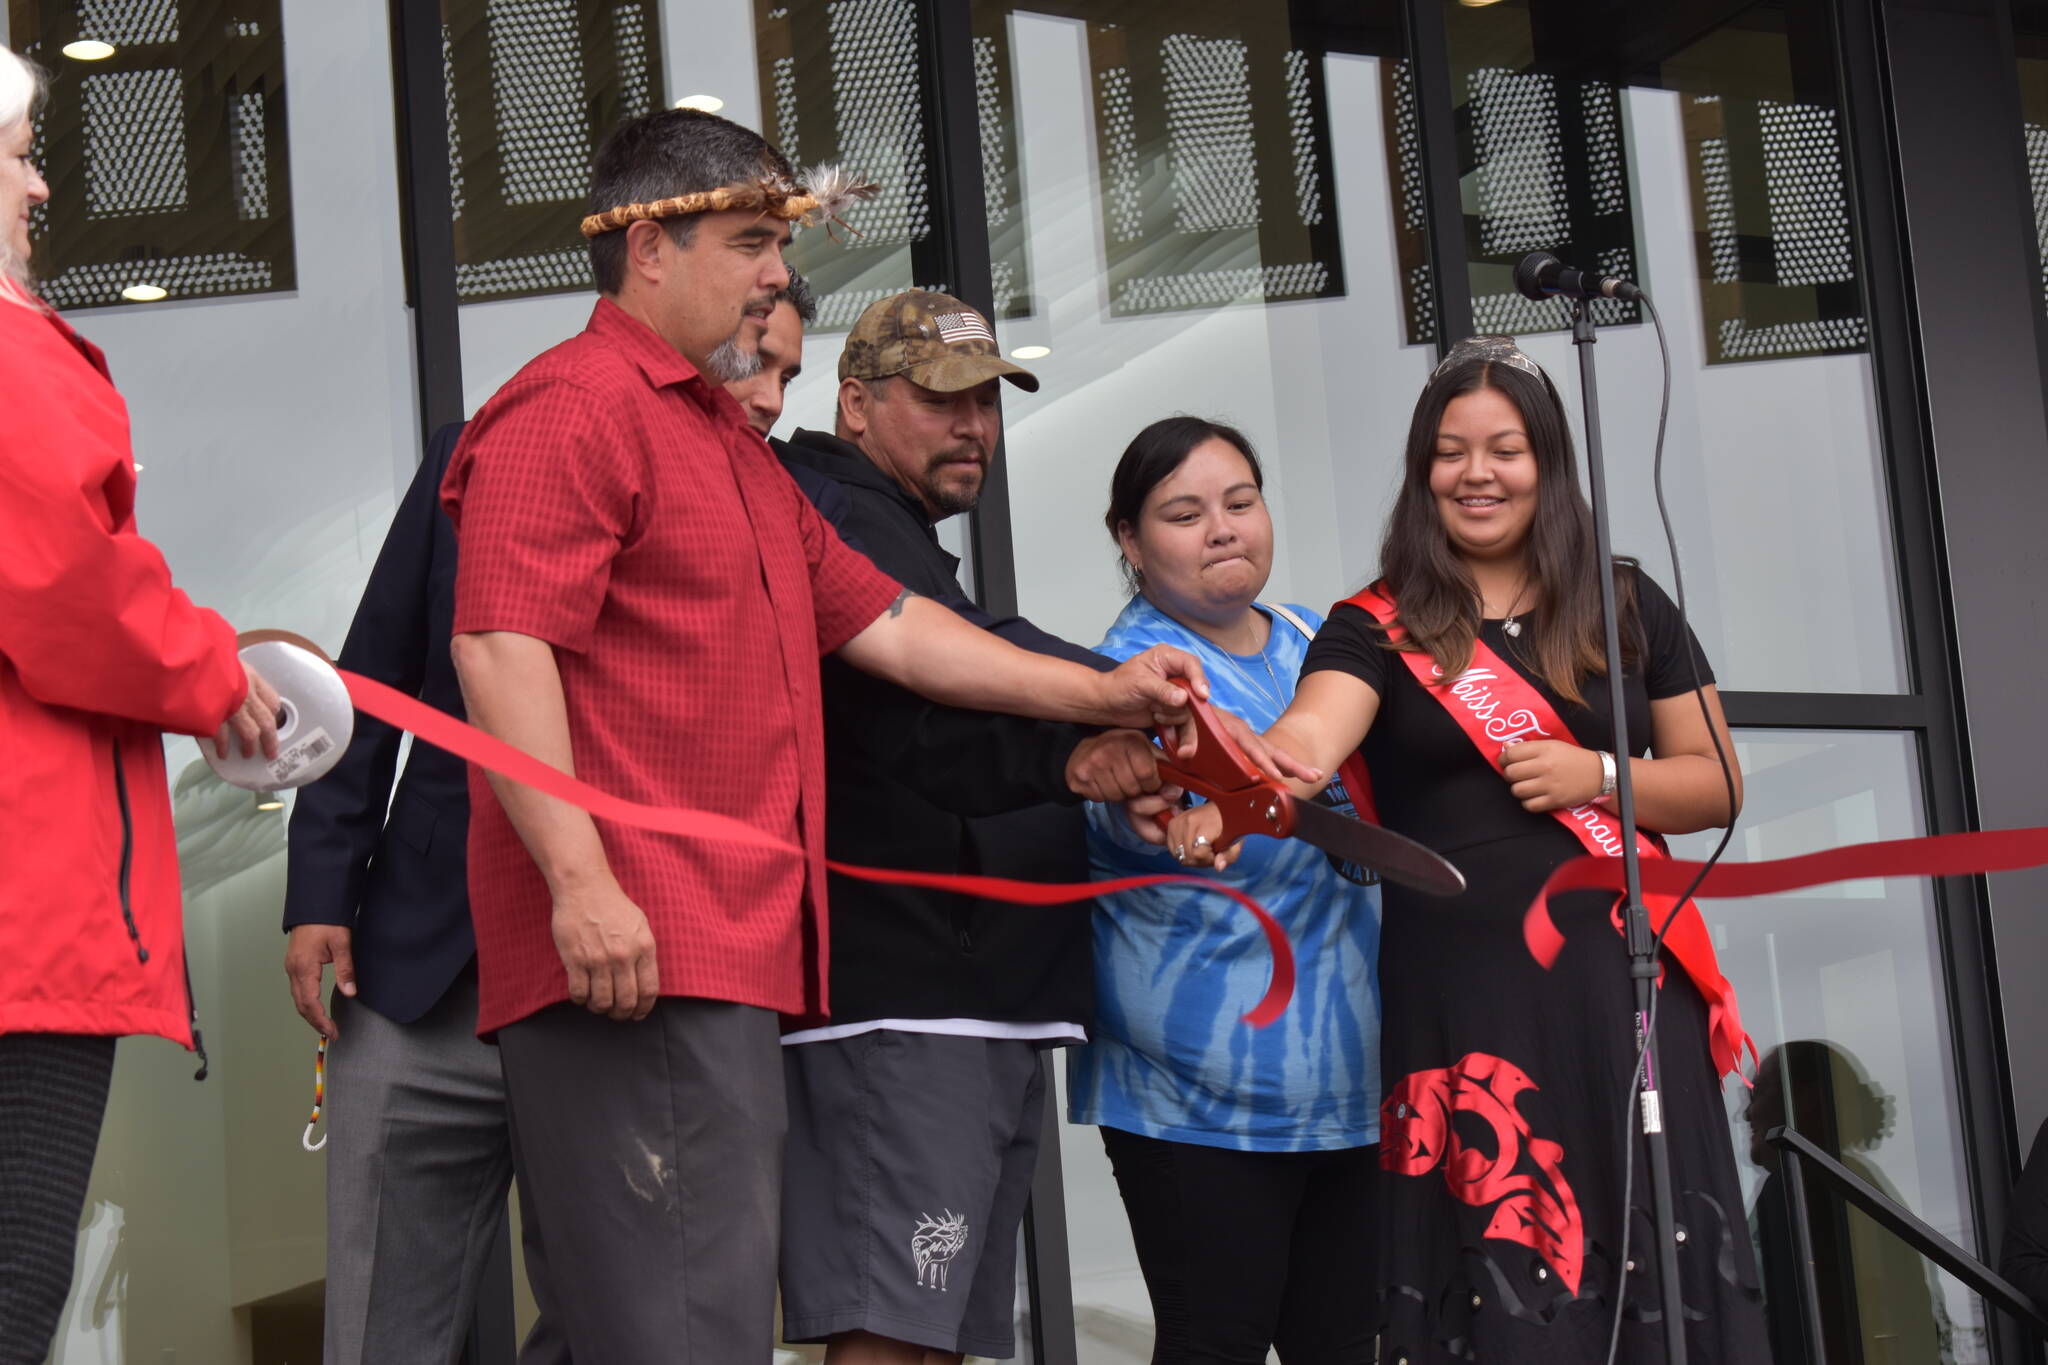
[1299,603,1392,696]
[2002,1117,2048,1307]
[1634,568,1717,700]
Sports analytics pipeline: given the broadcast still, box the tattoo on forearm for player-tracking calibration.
[888,587,917,618]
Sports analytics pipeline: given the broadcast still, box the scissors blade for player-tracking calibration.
[1286,798,1467,898]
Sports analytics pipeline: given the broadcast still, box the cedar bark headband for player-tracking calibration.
[579,163,875,239]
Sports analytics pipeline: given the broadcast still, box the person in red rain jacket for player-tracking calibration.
[0,47,280,1363]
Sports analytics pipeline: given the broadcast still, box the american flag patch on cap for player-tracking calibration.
[932,311,995,345]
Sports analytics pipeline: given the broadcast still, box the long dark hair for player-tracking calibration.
[1376,356,1639,704]
[1104,416,1264,591]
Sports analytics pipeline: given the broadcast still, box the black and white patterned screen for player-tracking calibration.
[443,0,663,301]
[11,0,293,309]
[1082,1,1344,316]
[1680,92,1866,364]
[754,0,1025,329]
[1384,56,1639,344]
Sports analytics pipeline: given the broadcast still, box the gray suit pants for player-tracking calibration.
[497,996,786,1363]
[323,964,564,1365]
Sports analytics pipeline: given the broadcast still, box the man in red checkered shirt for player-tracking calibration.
[440,111,1228,1362]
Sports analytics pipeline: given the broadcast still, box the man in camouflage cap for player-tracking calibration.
[774,292,1133,1364]
[826,288,1039,520]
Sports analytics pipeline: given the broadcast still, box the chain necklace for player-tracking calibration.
[1212,612,1286,712]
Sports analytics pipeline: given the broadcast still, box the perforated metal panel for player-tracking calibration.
[2026,124,2048,312]
[12,0,293,309]
[1100,64,1145,243]
[1682,91,1867,364]
[825,0,929,244]
[1384,53,1639,345]
[1757,100,1855,289]
[233,91,268,220]
[76,0,176,47]
[1386,58,1435,345]
[1471,68,1568,255]
[1161,36,1261,235]
[1285,50,1322,228]
[488,1,591,207]
[81,68,189,217]
[444,0,662,301]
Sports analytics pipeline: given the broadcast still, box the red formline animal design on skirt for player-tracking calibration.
[1381,1051,1585,1294]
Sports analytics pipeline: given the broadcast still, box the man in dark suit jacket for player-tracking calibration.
[283,275,826,1364]
[282,418,559,1365]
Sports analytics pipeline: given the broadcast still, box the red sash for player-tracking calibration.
[1340,584,1755,1082]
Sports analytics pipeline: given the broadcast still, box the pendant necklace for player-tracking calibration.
[1496,578,1533,638]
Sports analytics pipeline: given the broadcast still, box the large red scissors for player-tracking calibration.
[1153,680,1466,896]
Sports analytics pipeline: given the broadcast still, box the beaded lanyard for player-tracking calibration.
[301,1038,327,1152]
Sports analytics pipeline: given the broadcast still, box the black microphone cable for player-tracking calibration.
[1591,290,1742,1365]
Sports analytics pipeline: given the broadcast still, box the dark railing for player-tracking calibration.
[1767,1124,2048,1363]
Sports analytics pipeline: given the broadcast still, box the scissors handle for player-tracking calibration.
[1149,677,1296,845]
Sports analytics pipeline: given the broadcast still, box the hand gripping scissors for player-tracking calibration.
[1153,681,1466,897]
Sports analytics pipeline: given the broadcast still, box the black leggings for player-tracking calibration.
[0,1033,116,1365]
[1100,1126,1380,1365]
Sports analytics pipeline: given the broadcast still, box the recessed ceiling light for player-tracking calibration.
[62,40,116,60]
[256,796,285,812]
[120,283,168,302]
[674,94,725,113]
[1010,344,1051,361]
[1457,0,1505,6]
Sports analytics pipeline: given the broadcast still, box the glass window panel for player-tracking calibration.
[1673,731,1988,1363]
[1392,3,1643,341]
[982,2,1416,1352]
[1442,0,1908,694]
[10,0,295,309]
[8,0,418,1357]
[987,0,1425,649]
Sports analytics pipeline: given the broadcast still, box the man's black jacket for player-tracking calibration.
[282,425,472,1023]
[780,428,1109,1028]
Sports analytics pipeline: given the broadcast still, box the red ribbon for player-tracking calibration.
[1526,827,2048,966]
[338,671,1297,1027]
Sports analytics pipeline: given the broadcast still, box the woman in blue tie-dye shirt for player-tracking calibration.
[1071,416,1383,1363]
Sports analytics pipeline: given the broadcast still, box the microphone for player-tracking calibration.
[1513,251,1642,302]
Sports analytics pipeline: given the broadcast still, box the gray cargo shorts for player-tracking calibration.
[778,1029,1049,1358]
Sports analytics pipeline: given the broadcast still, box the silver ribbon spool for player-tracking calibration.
[203,637,353,792]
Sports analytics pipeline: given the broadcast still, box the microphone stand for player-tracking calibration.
[1569,297,1688,1365]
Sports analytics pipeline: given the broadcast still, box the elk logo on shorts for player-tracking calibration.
[911,1209,970,1290]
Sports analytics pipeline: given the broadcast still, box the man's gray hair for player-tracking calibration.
[586,109,796,295]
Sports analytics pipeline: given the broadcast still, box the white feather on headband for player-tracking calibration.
[792,163,877,228]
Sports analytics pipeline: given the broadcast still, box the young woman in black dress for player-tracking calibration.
[1163,337,1771,1362]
